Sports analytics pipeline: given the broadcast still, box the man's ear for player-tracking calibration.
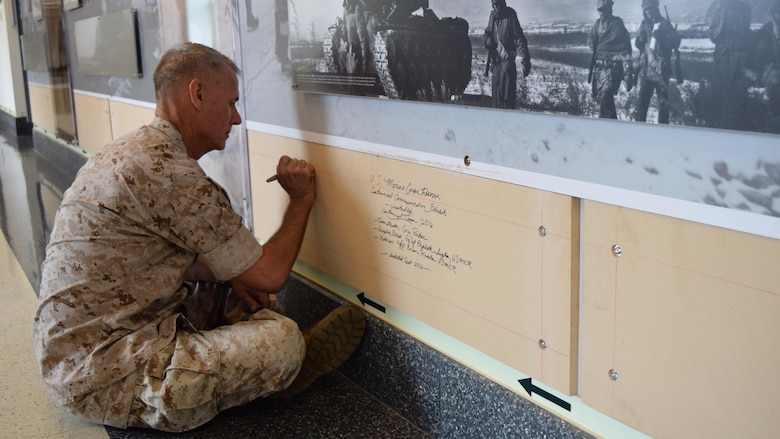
[188,79,204,110]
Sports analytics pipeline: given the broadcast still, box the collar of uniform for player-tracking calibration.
[149,116,185,149]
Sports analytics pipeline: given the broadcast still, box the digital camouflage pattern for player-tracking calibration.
[31,117,302,430]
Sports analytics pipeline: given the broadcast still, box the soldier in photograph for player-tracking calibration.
[705,0,753,92]
[703,0,755,129]
[634,0,681,124]
[484,0,532,109]
[753,0,780,119]
[588,0,633,119]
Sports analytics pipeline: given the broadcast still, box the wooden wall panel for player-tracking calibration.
[109,100,154,140]
[580,201,780,438]
[73,93,112,154]
[247,130,578,395]
[28,83,56,134]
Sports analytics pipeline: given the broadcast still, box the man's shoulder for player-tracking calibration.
[105,121,184,157]
[117,122,169,145]
[90,123,194,184]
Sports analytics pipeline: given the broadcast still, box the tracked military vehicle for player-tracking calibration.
[323,1,472,101]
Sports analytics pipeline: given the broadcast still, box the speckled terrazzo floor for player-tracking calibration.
[103,371,429,439]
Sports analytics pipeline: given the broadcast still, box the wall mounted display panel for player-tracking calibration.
[31,0,42,21]
[580,200,780,438]
[287,0,780,135]
[247,130,579,396]
[63,0,80,11]
[73,9,141,78]
[20,32,48,71]
[240,0,780,227]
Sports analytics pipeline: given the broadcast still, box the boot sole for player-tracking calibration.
[275,304,366,398]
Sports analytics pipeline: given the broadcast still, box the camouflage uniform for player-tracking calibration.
[32,117,305,432]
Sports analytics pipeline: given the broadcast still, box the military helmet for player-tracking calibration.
[597,0,613,10]
[642,0,659,9]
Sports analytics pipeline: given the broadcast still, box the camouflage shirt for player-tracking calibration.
[32,116,263,405]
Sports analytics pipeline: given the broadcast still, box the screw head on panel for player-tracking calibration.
[612,244,622,257]
[609,369,619,381]
[539,339,547,349]
[464,156,471,166]
[538,226,547,237]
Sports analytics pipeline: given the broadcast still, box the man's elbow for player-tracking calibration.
[260,266,292,293]
[267,274,289,293]
[237,260,291,293]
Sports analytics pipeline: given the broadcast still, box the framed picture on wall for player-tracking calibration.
[32,0,43,21]
[285,0,780,135]
[74,9,142,78]
[63,0,81,12]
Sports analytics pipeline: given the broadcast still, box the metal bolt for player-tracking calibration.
[538,226,547,237]
[539,339,547,349]
[609,369,619,381]
[612,244,622,257]
[464,156,471,166]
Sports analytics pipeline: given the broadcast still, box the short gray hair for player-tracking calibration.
[153,42,240,99]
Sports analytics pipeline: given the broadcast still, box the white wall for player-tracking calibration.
[0,0,28,119]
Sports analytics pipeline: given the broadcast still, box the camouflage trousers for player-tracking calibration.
[64,283,305,432]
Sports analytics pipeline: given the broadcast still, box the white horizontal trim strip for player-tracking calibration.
[72,90,156,110]
[247,120,780,240]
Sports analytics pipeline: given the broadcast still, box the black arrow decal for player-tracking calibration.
[357,292,386,313]
[518,378,571,411]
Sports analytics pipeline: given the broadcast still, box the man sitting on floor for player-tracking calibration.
[32,42,365,432]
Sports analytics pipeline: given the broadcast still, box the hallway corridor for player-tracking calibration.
[0,116,430,439]
[0,120,107,438]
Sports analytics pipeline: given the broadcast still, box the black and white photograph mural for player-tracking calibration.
[286,0,780,135]
[240,0,779,222]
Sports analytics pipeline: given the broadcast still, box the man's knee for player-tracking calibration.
[254,312,306,365]
[215,311,306,398]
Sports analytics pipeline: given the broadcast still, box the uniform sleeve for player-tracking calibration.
[202,225,264,280]
[159,173,263,279]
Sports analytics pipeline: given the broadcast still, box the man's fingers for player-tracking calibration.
[233,287,260,312]
[257,292,271,309]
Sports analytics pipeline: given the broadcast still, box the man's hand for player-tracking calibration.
[276,155,316,202]
[232,155,317,298]
[230,278,271,312]
[523,60,531,77]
